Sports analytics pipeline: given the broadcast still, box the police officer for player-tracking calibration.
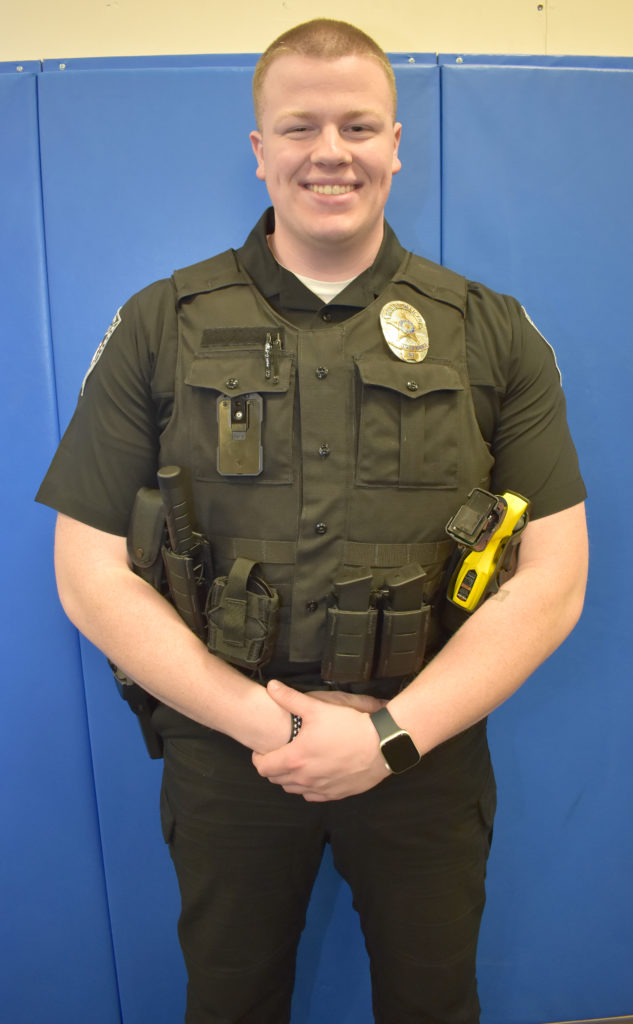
[38,18,588,1024]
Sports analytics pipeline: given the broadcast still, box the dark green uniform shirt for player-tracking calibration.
[37,209,586,533]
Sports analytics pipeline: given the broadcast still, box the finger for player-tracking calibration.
[266,679,311,715]
[252,748,298,780]
[278,783,328,802]
[306,690,387,713]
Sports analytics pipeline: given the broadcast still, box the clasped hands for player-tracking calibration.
[251,680,390,802]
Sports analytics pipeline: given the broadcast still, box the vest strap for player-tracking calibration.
[343,540,454,568]
[215,537,297,564]
[214,536,454,570]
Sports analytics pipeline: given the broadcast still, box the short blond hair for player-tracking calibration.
[253,19,398,128]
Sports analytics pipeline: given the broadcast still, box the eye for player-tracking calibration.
[345,124,375,137]
[284,124,314,137]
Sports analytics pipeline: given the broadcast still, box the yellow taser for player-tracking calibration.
[446,490,530,612]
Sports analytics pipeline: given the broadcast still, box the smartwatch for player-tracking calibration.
[370,707,421,774]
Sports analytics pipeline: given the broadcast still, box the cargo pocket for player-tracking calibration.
[185,346,295,484]
[477,766,497,858]
[159,775,176,846]
[355,353,464,488]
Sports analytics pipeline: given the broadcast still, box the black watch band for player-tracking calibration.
[370,707,421,774]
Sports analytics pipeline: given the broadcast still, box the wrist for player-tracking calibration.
[245,692,294,753]
[369,707,421,774]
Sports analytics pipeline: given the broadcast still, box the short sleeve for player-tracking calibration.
[466,285,586,519]
[36,278,178,535]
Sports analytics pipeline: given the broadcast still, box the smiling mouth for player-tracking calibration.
[305,184,358,195]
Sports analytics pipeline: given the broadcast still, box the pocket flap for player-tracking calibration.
[185,350,292,396]
[355,354,463,399]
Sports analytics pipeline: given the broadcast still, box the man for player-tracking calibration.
[37,18,588,1024]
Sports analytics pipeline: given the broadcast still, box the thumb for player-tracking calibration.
[266,679,310,715]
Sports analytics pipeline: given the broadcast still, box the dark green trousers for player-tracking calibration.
[158,717,495,1024]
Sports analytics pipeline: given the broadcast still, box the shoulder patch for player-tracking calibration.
[521,305,562,383]
[80,308,122,396]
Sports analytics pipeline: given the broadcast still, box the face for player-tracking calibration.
[250,54,402,272]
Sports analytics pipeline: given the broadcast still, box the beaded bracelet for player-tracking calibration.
[289,713,303,742]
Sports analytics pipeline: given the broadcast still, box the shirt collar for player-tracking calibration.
[236,207,406,313]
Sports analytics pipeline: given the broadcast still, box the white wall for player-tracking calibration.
[2,0,633,61]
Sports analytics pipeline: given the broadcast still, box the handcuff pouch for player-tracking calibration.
[206,556,279,670]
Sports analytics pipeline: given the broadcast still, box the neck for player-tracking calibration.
[268,223,384,281]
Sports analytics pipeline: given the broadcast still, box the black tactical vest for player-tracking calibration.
[159,249,493,685]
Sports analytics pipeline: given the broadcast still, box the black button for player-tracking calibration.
[305,601,319,613]
[315,366,328,379]
[315,522,328,535]
[321,311,332,322]
[318,443,331,458]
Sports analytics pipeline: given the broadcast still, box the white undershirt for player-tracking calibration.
[293,273,356,305]
[266,234,355,304]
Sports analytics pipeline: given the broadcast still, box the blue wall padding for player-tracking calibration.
[442,64,633,1023]
[36,62,441,1023]
[0,60,41,73]
[0,74,120,1023]
[439,53,633,67]
[38,63,440,428]
[3,55,632,1023]
[40,52,436,72]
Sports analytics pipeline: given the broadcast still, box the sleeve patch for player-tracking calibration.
[80,308,122,396]
[521,305,562,384]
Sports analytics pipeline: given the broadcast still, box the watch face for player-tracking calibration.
[382,731,421,774]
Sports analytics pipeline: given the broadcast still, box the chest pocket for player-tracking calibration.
[355,354,464,489]
[184,347,296,484]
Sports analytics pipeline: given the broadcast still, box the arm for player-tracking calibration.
[253,501,588,800]
[54,513,292,753]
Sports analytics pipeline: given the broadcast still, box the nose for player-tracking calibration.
[310,125,352,166]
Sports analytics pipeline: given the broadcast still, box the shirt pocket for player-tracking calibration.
[354,353,464,488]
[184,347,295,484]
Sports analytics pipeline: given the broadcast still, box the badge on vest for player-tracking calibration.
[380,301,429,363]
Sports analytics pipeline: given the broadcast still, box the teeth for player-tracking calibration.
[307,184,356,195]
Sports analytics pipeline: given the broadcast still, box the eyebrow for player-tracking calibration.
[275,107,383,122]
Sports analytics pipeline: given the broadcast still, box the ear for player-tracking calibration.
[392,122,403,176]
[249,130,266,181]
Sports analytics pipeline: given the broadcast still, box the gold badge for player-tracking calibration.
[380,301,429,363]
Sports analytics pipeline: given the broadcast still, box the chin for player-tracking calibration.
[307,218,370,247]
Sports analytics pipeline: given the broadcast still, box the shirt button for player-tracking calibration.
[406,380,419,392]
[315,366,329,379]
[321,311,332,322]
[318,442,331,458]
[305,601,319,613]
[315,522,328,535]
[225,377,239,390]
